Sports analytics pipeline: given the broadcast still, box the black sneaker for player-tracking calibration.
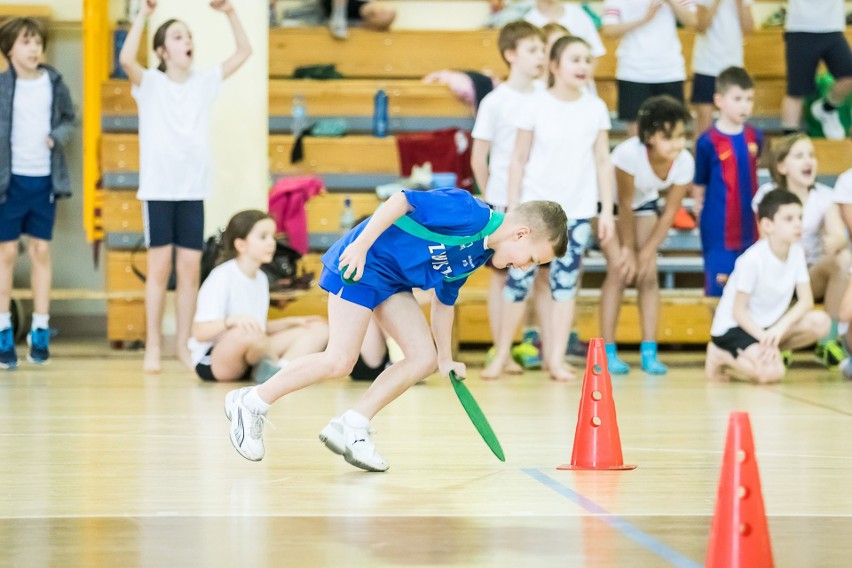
[0,326,17,370]
[27,328,50,364]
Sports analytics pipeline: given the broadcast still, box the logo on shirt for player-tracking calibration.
[428,244,454,277]
[748,142,759,157]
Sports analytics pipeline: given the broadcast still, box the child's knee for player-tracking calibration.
[326,352,360,378]
[409,345,437,376]
[363,3,395,28]
[0,241,18,264]
[755,363,785,384]
[27,240,50,263]
[806,310,831,337]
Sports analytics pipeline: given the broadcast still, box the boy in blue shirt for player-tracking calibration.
[693,66,763,298]
[225,188,568,471]
[0,18,75,369]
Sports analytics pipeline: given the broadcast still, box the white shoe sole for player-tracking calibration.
[26,356,49,365]
[319,422,388,472]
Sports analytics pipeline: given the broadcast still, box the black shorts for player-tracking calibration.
[143,200,204,250]
[690,73,716,105]
[711,327,759,358]
[0,175,55,242]
[350,351,390,381]
[195,346,253,382]
[784,31,852,97]
[599,199,659,216]
[321,0,368,19]
[617,80,685,122]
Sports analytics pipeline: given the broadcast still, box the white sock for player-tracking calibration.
[244,386,270,414]
[0,312,10,329]
[32,313,49,330]
[342,409,370,428]
[277,358,290,368]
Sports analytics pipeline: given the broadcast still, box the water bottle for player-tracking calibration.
[373,89,389,138]
[292,94,308,137]
[339,197,355,233]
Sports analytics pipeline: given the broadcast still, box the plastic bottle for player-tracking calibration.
[373,89,389,138]
[292,94,308,137]
[339,197,355,233]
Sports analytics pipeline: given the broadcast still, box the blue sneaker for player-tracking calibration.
[27,328,50,364]
[640,341,668,375]
[605,342,630,375]
[0,326,17,370]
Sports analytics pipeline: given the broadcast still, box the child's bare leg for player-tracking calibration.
[360,2,396,31]
[533,266,552,366]
[0,241,16,316]
[256,293,372,404]
[211,329,269,381]
[175,247,201,369]
[487,268,521,374]
[351,292,437,419]
[359,317,388,368]
[27,238,51,318]
[276,319,329,361]
[780,310,832,351]
[543,297,577,382]
[820,251,851,319]
[144,246,173,373]
[482,267,534,379]
[693,103,714,141]
[705,342,733,382]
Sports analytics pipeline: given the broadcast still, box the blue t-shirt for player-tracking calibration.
[320,188,495,305]
[694,125,764,251]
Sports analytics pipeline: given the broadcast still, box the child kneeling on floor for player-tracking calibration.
[705,190,829,384]
[189,210,329,382]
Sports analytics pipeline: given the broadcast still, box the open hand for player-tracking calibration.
[619,246,637,283]
[141,0,157,16]
[226,315,262,334]
[597,212,615,246]
[209,0,234,13]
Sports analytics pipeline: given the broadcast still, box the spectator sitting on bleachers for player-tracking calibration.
[753,134,851,368]
[323,0,396,40]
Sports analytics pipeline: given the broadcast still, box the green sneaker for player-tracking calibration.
[815,339,846,368]
[511,341,541,370]
[781,350,793,368]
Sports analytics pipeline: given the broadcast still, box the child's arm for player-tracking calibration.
[48,80,76,150]
[210,0,253,79]
[692,184,705,220]
[338,191,412,281]
[736,0,754,35]
[636,182,690,280]
[695,0,722,33]
[821,204,848,257]
[471,138,491,199]
[430,295,466,379]
[594,130,615,245]
[266,316,324,334]
[193,315,263,342]
[614,167,637,279]
[764,281,815,347]
[506,129,533,210]
[665,0,697,28]
[732,291,768,343]
[602,0,660,38]
[118,0,155,86]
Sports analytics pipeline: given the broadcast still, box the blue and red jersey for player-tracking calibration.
[694,124,763,251]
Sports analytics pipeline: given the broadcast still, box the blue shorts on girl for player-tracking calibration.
[504,219,591,302]
[319,188,495,310]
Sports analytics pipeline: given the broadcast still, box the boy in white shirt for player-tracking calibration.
[472,21,545,370]
[781,0,852,139]
[602,0,696,136]
[691,0,754,136]
[705,190,829,383]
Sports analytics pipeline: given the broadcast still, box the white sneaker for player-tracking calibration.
[811,99,848,140]
[319,416,389,472]
[225,387,268,462]
[840,357,852,381]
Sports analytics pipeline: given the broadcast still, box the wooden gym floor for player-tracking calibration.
[1,341,851,567]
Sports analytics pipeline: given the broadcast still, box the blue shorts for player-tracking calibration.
[690,73,717,105]
[318,267,410,310]
[143,200,204,250]
[504,218,591,302]
[703,246,749,297]
[0,175,55,242]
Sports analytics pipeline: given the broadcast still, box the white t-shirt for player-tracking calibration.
[188,259,270,366]
[752,182,836,265]
[514,90,611,219]
[711,239,810,336]
[11,72,52,176]
[525,6,607,57]
[692,0,752,77]
[610,136,695,209]
[785,0,846,32]
[832,169,852,204]
[132,67,223,201]
[602,0,696,83]
[472,83,541,208]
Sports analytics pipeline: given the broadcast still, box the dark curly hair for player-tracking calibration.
[636,95,691,147]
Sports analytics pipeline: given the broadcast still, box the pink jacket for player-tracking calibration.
[268,176,324,255]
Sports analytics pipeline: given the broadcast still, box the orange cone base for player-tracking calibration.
[556,463,637,471]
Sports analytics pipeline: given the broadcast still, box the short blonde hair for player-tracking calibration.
[513,201,568,257]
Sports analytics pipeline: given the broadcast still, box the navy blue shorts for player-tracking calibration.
[617,80,685,121]
[318,267,409,310]
[143,200,204,250]
[0,175,55,242]
[785,32,852,97]
[690,73,717,105]
[703,245,749,297]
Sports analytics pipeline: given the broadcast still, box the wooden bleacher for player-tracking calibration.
[100,25,852,345]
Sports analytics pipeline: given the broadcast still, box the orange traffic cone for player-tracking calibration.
[706,412,774,567]
[557,338,636,471]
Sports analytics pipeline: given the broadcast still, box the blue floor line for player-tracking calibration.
[522,468,702,568]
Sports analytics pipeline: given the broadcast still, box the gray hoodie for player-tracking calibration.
[0,63,75,204]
